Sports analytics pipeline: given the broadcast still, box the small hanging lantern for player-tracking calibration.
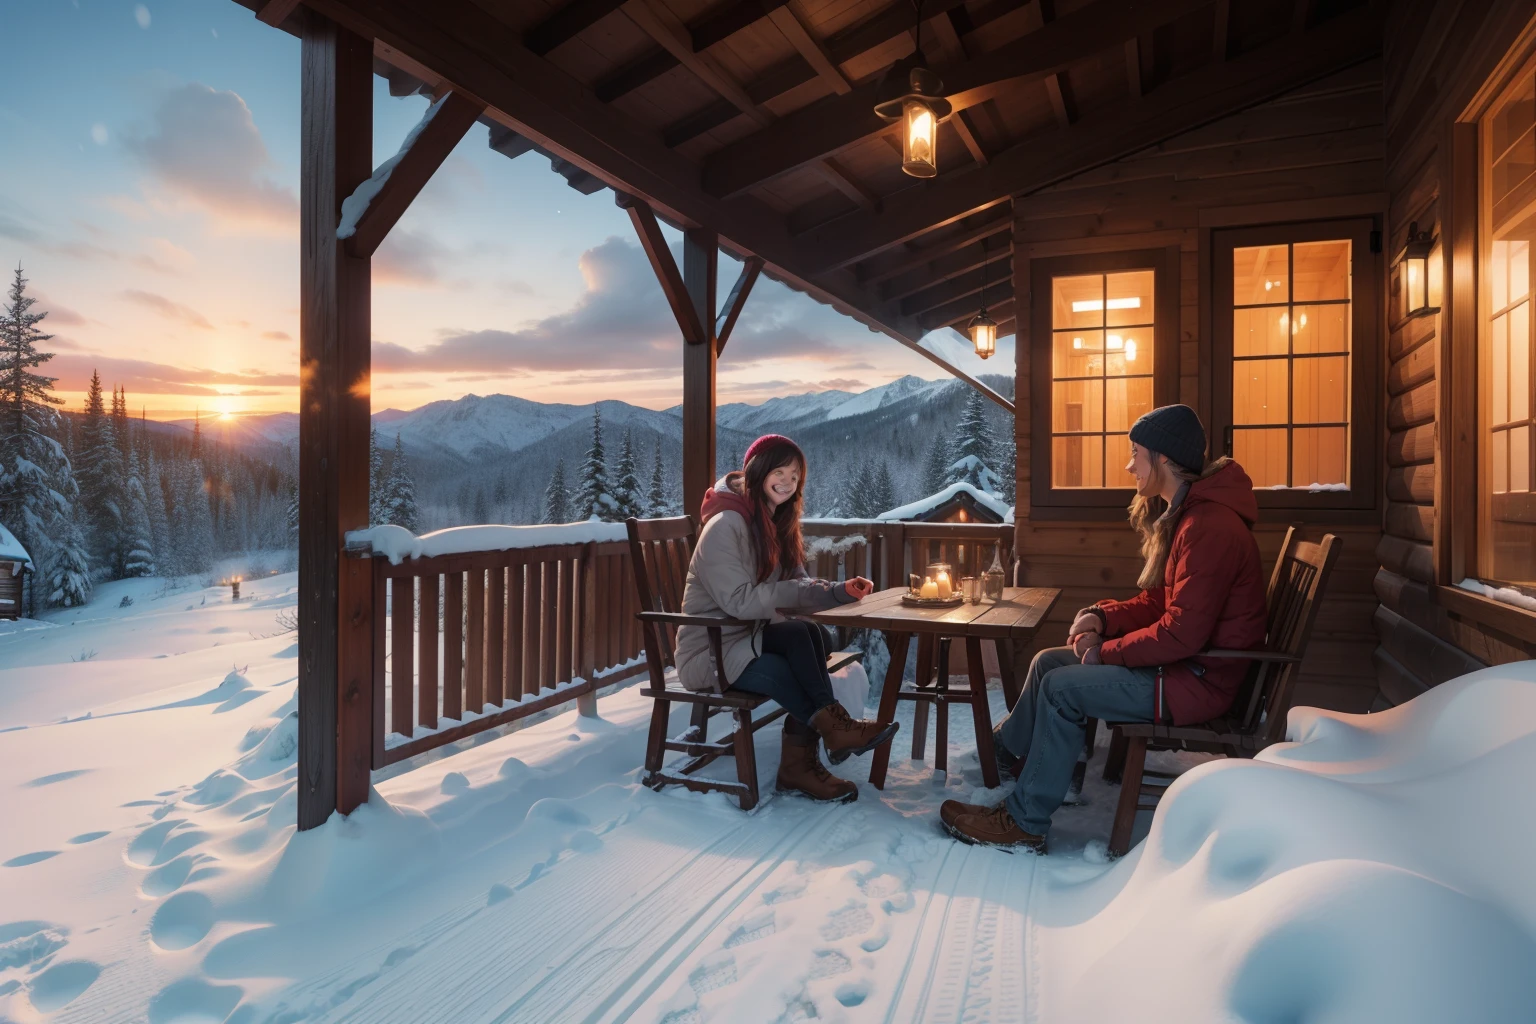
[873,3,951,178]
[969,256,997,359]
[1395,221,1439,319]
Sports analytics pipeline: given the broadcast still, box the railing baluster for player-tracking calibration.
[486,563,505,707]
[419,574,439,730]
[506,560,524,701]
[391,576,415,736]
[541,558,557,691]
[521,559,539,694]
[466,567,485,714]
[444,571,463,721]
[556,555,572,686]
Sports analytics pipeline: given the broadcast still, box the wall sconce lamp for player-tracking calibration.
[1396,221,1439,319]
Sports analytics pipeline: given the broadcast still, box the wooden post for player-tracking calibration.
[577,542,599,717]
[683,227,718,520]
[298,12,373,831]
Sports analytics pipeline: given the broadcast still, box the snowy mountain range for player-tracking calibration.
[174,375,1015,528]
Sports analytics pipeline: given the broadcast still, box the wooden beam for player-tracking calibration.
[524,0,627,56]
[858,210,1013,283]
[716,256,763,354]
[799,5,1382,272]
[1212,0,1230,61]
[1292,0,1313,35]
[257,0,302,28]
[298,12,374,831]
[900,259,1012,317]
[923,295,1014,333]
[682,228,719,521]
[693,0,790,51]
[768,5,851,94]
[617,194,704,345]
[1044,74,1074,128]
[952,109,990,163]
[813,158,880,211]
[342,90,485,259]
[624,0,771,126]
[701,0,1215,199]
[1124,37,1143,99]
[880,233,1011,302]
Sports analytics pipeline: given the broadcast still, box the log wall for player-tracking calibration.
[1012,61,1388,714]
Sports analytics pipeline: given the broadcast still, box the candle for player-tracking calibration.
[935,571,952,598]
[920,578,939,599]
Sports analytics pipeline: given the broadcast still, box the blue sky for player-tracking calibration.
[1,0,1009,418]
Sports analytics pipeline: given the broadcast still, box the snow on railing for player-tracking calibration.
[347,521,629,565]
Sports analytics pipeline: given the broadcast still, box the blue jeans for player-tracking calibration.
[998,647,1157,835]
[730,620,838,725]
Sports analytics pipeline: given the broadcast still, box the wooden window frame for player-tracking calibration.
[1029,246,1180,516]
[1210,218,1381,514]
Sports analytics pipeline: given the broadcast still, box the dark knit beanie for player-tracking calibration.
[1129,405,1207,473]
[743,434,803,469]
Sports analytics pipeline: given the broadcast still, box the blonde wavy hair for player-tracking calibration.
[1129,455,1232,589]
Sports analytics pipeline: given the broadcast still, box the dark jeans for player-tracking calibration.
[730,620,837,724]
[998,646,1157,835]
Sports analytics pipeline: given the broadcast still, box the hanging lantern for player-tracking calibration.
[1395,221,1439,318]
[968,308,997,359]
[872,4,951,179]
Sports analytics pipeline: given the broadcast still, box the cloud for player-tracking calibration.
[31,293,87,327]
[121,289,214,329]
[817,378,867,391]
[91,123,108,145]
[1,211,179,273]
[373,237,873,375]
[47,353,297,396]
[134,4,150,28]
[374,229,453,288]
[125,83,296,231]
[261,330,291,340]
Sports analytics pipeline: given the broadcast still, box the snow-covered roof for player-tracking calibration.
[0,523,31,565]
[876,482,1012,523]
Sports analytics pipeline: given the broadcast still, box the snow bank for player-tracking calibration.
[876,480,1011,522]
[1458,576,1536,613]
[347,521,629,564]
[1029,660,1536,1023]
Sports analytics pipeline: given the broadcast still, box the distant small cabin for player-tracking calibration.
[878,482,1011,526]
[0,525,32,621]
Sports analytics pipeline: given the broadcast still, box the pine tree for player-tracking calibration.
[368,426,385,526]
[646,444,667,516]
[75,370,127,575]
[122,436,156,577]
[171,459,215,575]
[0,263,62,458]
[379,433,420,532]
[285,479,300,538]
[946,389,1003,495]
[577,407,616,521]
[870,460,895,517]
[921,435,952,496]
[613,428,642,520]
[543,459,570,524]
[146,451,172,567]
[846,462,875,519]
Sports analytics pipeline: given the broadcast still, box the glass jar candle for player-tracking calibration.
[927,562,953,599]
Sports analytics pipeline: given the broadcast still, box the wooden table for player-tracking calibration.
[800,585,1060,789]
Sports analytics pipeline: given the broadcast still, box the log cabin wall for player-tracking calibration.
[1012,60,1390,714]
[1371,0,1536,706]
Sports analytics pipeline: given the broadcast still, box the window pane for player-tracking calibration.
[1233,306,1287,357]
[1513,301,1530,422]
[1494,239,1510,311]
[1494,429,1509,493]
[1234,358,1289,425]
[1514,426,1531,493]
[1291,303,1350,354]
[1106,433,1132,483]
[1054,274,1105,329]
[1293,240,1351,301]
[1514,240,1531,303]
[1053,435,1103,488]
[1293,427,1348,487]
[1054,330,1104,378]
[1493,127,1536,207]
[1053,379,1103,434]
[1105,332,1150,376]
[1106,377,1154,433]
[1234,245,1288,305]
[1491,73,1535,160]
[1234,428,1288,486]
[1104,271,1155,327]
[1494,313,1510,424]
[1293,356,1348,424]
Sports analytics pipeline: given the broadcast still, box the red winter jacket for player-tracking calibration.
[1094,460,1267,726]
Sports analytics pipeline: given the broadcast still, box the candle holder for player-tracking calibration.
[902,562,964,607]
[960,576,981,603]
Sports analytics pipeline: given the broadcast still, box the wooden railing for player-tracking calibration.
[346,519,1013,769]
[349,530,645,766]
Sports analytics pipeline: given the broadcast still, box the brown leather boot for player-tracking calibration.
[939,798,992,830]
[809,703,900,765]
[776,726,857,803]
[941,803,1047,854]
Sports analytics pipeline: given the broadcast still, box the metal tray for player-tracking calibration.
[901,593,966,608]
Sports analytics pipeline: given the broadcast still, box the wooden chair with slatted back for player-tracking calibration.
[626,516,860,811]
[1103,527,1342,857]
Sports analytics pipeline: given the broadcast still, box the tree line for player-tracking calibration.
[544,407,674,523]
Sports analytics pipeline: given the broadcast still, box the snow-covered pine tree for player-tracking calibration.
[0,263,62,460]
[543,459,570,524]
[921,435,952,496]
[646,444,667,517]
[871,461,895,517]
[146,450,172,571]
[845,462,875,519]
[613,428,642,520]
[75,370,127,576]
[112,385,131,462]
[945,388,1003,495]
[380,433,420,532]
[368,426,385,526]
[172,459,216,575]
[122,436,156,577]
[577,407,616,521]
[285,479,299,538]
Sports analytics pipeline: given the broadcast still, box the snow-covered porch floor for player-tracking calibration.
[5,572,1534,1023]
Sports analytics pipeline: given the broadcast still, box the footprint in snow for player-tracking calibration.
[688,953,737,996]
[0,921,68,969]
[27,959,101,1013]
[2,851,60,867]
[723,909,776,948]
[819,901,874,941]
[68,831,109,844]
[808,949,852,979]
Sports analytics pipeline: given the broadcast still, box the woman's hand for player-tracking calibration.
[844,576,875,600]
[1072,630,1102,662]
[1068,607,1106,641]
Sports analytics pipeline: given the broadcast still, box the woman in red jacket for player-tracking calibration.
[940,404,1267,852]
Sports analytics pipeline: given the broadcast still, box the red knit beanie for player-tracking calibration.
[743,434,803,469]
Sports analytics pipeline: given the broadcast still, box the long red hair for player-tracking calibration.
[742,440,806,583]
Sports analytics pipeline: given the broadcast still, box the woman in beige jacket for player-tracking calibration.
[676,435,899,802]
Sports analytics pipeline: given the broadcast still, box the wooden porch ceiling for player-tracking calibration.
[245,0,1381,396]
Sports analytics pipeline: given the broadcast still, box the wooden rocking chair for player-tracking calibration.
[626,516,861,811]
[1104,527,1341,857]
